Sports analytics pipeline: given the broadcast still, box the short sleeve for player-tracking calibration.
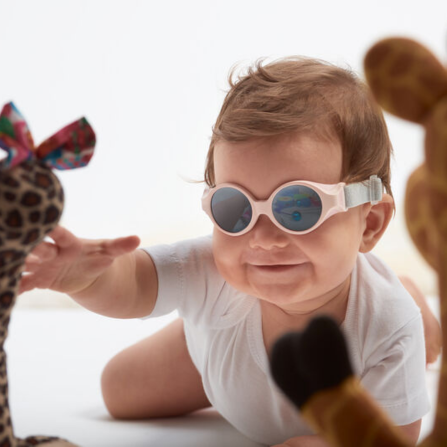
[360,314,430,425]
[141,236,229,324]
[141,242,185,318]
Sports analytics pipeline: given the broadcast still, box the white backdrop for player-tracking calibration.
[2,0,446,300]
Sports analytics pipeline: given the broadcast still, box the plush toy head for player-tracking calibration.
[0,102,95,447]
[271,37,447,447]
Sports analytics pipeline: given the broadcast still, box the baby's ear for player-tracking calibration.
[359,193,394,253]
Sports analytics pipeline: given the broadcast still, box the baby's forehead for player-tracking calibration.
[215,132,341,158]
[213,135,343,191]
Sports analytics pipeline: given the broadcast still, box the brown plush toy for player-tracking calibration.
[270,37,447,447]
[0,102,95,446]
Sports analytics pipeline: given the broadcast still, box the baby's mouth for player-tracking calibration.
[251,263,304,273]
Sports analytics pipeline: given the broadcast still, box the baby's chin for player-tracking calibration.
[240,280,313,307]
[256,289,312,308]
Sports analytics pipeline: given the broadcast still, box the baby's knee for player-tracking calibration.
[101,356,127,419]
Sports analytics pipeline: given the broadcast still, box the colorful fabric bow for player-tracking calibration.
[0,102,95,171]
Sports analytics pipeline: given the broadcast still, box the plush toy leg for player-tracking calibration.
[270,316,410,447]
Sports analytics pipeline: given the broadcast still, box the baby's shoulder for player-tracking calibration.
[346,252,421,340]
[344,253,423,372]
[147,235,255,327]
[357,252,419,313]
[147,234,216,277]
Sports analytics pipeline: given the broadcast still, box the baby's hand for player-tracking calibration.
[20,225,140,296]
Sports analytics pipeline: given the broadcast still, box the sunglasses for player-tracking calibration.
[202,175,383,236]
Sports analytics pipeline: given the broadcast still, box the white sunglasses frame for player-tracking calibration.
[202,175,383,236]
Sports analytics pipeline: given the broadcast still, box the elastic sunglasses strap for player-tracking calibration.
[343,175,383,209]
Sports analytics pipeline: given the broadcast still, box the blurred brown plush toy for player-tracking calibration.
[270,37,447,446]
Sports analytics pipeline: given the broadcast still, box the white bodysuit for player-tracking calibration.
[143,235,430,446]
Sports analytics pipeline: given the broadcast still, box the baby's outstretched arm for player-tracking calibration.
[20,225,158,318]
[398,275,442,364]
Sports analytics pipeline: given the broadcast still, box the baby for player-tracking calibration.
[22,58,440,447]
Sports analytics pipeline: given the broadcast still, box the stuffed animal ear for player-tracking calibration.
[270,316,354,409]
[36,117,96,170]
[0,102,34,168]
[364,38,447,124]
[0,103,96,171]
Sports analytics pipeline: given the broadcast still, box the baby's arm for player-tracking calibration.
[398,275,442,364]
[20,225,158,319]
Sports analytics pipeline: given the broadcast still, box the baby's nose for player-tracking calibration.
[248,215,289,250]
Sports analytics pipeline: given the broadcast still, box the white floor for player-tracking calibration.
[6,306,441,447]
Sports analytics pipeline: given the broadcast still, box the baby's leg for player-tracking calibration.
[101,318,211,419]
[399,275,442,364]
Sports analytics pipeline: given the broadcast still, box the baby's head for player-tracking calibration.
[204,58,395,309]
[205,57,394,195]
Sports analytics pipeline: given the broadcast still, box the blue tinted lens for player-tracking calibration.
[272,185,322,232]
[211,187,252,233]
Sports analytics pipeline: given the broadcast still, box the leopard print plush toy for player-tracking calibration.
[0,102,95,446]
[271,36,447,447]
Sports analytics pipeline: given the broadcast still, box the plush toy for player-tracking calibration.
[0,102,95,446]
[270,37,447,447]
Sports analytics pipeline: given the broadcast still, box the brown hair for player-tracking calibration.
[204,57,394,202]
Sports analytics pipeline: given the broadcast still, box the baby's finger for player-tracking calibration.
[29,241,58,262]
[24,254,43,273]
[101,235,141,257]
[47,225,79,249]
[26,253,41,264]
[18,273,37,294]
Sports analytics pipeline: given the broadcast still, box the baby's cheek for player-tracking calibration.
[306,216,358,274]
[212,230,244,283]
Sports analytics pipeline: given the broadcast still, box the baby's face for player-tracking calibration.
[212,133,369,311]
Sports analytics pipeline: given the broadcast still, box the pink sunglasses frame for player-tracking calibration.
[202,176,382,236]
